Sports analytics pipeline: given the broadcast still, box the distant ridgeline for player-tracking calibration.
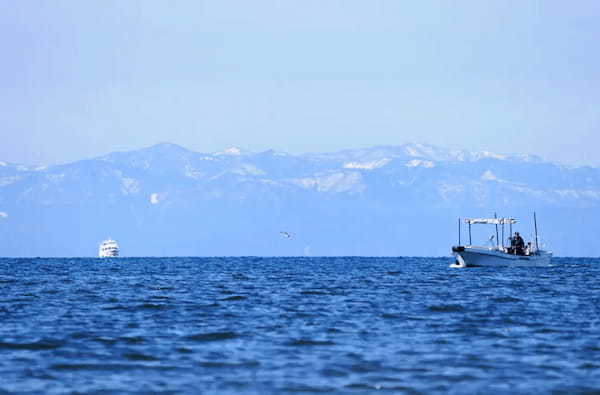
[1,143,599,257]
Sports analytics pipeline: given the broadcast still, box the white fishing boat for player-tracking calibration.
[98,238,119,258]
[451,214,552,268]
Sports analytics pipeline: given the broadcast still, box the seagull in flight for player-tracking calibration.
[280,231,293,239]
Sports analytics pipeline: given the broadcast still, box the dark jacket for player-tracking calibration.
[515,235,525,248]
[515,235,525,254]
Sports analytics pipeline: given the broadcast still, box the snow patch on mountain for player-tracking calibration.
[290,172,365,194]
[474,151,507,161]
[400,143,542,163]
[403,143,465,162]
[131,159,151,170]
[216,147,249,156]
[0,176,21,187]
[406,159,435,168]
[184,165,205,179]
[224,147,242,155]
[121,177,140,195]
[481,170,504,182]
[555,189,600,200]
[437,182,464,201]
[404,144,444,159]
[0,162,6,167]
[46,173,65,184]
[506,185,546,199]
[0,212,7,219]
[231,164,266,176]
[289,178,316,189]
[343,158,391,170]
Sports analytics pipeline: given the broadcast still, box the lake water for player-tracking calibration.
[1,257,599,393]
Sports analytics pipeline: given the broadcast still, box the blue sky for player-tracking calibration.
[1,1,599,165]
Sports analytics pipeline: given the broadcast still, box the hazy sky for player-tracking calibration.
[1,1,599,166]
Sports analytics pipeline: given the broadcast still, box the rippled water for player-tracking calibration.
[1,257,600,394]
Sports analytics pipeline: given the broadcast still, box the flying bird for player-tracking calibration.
[280,231,293,239]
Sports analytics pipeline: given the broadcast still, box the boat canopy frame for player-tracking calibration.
[459,216,517,248]
[464,218,516,225]
[457,213,540,254]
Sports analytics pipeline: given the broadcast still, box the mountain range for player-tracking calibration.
[1,143,599,257]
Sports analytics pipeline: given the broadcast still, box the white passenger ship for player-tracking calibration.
[451,214,552,267]
[98,238,119,258]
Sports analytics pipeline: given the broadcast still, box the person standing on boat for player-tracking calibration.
[514,232,525,255]
[508,235,516,254]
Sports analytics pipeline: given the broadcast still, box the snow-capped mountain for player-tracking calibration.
[0,143,598,257]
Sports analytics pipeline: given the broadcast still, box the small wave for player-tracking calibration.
[345,383,372,390]
[219,296,246,301]
[152,286,174,291]
[535,328,561,334]
[534,342,558,350]
[119,336,145,344]
[50,363,176,371]
[102,305,128,311]
[492,296,522,303]
[50,363,96,370]
[286,339,335,347]
[441,374,479,383]
[380,313,402,319]
[536,364,562,372]
[0,340,63,350]
[347,360,385,373]
[69,332,92,340]
[123,352,159,361]
[17,293,38,298]
[345,383,415,392]
[91,337,117,345]
[387,271,401,276]
[300,291,328,295]
[138,303,168,310]
[186,331,238,342]
[24,370,56,380]
[198,360,260,369]
[427,304,465,313]
[320,368,348,377]
[281,384,334,393]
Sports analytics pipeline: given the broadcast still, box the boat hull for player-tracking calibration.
[452,247,552,267]
[99,250,119,258]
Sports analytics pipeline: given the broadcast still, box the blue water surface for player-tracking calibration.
[0,257,599,394]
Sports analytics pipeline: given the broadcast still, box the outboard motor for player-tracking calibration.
[450,246,467,268]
